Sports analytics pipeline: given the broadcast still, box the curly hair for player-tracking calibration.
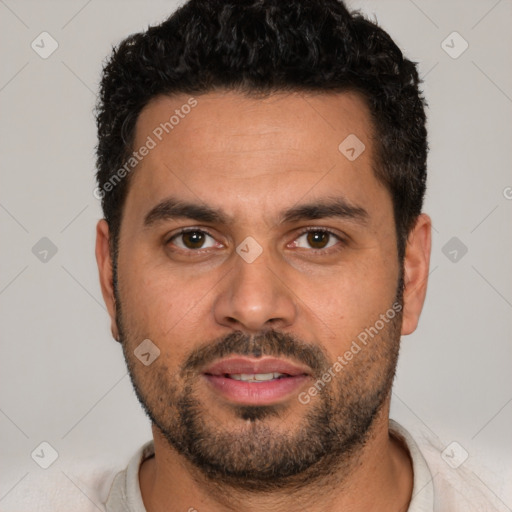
[96,0,428,260]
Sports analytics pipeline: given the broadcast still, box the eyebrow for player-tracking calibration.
[143,196,369,228]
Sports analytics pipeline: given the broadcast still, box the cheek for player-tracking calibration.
[117,256,179,333]
[130,280,186,333]
[301,254,399,344]
[118,256,217,355]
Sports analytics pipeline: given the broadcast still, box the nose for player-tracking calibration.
[213,247,297,334]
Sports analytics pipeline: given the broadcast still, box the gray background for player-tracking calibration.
[1,0,511,508]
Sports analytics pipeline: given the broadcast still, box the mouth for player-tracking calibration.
[202,356,311,405]
[224,372,293,382]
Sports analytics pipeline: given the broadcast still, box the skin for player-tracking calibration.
[96,90,431,511]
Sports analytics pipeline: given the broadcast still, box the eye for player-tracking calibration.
[168,229,219,251]
[292,229,343,251]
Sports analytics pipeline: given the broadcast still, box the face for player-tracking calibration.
[96,90,430,488]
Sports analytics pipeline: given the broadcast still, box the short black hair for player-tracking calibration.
[95,0,428,260]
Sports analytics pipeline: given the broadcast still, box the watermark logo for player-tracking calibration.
[31,32,59,59]
[441,441,469,469]
[31,441,59,469]
[442,236,468,263]
[338,134,365,161]
[134,339,161,366]
[441,31,468,60]
[32,237,58,263]
[236,236,263,263]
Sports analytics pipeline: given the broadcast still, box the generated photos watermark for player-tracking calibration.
[93,97,198,200]
[298,302,403,405]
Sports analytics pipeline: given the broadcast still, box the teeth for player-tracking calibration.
[228,372,286,382]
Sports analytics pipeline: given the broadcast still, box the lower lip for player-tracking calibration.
[203,374,309,405]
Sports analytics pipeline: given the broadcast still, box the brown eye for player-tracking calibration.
[169,230,217,250]
[293,229,341,251]
[306,231,330,249]
[182,231,206,249]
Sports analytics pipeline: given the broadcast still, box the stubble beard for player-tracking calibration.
[118,323,401,491]
[114,263,404,491]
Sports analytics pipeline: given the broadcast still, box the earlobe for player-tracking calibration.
[95,219,120,342]
[401,214,432,336]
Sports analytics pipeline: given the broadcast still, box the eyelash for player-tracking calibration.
[166,227,347,255]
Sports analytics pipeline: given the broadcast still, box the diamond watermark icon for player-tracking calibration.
[31,441,59,469]
[442,236,468,263]
[441,441,469,469]
[441,31,468,59]
[31,31,59,59]
[236,236,263,263]
[32,237,58,263]
[134,338,160,366]
[338,134,365,161]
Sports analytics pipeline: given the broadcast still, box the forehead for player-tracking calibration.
[134,89,373,159]
[124,90,389,226]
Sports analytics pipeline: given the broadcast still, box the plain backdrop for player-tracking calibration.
[1,0,511,508]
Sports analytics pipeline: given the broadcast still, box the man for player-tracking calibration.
[93,1,500,510]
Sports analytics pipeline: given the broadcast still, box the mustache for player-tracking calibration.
[181,329,329,377]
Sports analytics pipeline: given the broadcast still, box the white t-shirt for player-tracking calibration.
[2,420,506,511]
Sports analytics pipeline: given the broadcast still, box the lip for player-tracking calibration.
[202,356,311,406]
[203,356,311,376]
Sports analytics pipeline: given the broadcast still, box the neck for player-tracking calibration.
[139,401,413,512]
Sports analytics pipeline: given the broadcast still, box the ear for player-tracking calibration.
[401,214,432,336]
[95,219,120,342]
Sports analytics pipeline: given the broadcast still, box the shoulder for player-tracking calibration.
[1,440,156,512]
[1,464,118,512]
[390,419,508,512]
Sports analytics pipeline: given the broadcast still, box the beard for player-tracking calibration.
[115,278,404,491]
